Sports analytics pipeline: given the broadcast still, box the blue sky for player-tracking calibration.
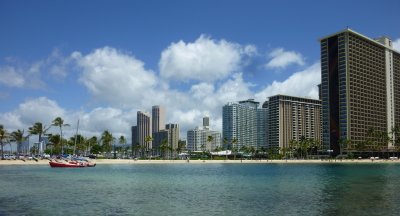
[1,0,400,140]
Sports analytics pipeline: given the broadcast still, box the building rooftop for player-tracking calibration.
[319,28,400,55]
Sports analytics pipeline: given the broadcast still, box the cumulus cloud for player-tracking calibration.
[0,96,136,140]
[0,97,66,132]
[393,38,400,52]
[256,62,320,102]
[0,37,323,142]
[74,47,158,107]
[265,48,305,69]
[159,35,251,82]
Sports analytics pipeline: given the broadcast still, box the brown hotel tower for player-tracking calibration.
[320,29,400,155]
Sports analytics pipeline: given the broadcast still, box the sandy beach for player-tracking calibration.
[1,158,400,165]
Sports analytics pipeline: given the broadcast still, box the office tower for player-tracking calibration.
[137,111,152,151]
[187,117,222,151]
[266,95,322,150]
[320,29,400,155]
[222,99,267,150]
[203,116,210,130]
[152,106,165,133]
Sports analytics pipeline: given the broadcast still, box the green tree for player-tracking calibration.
[176,140,186,158]
[101,130,114,158]
[11,129,25,156]
[0,125,7,160]
[232,138,238,160]
[160,138,168,159]
[48,134,61,155]
[91,144,102,155]
[118,135,127,158]
[289,140,298,159]
[222,137,229,160]
[207,135,214,160]
[144,136,153,159]
[87,136,98,155]
[29,122,51,155]
[51,117,70,155]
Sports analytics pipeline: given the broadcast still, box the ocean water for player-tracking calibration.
[1,163,400,216]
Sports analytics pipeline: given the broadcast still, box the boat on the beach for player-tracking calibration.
[49,158,96,168]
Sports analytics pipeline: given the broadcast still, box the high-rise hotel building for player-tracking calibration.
[222,99,268,150]
[265,95,322,150]
[137,111,152,151]
[320,29,400,155]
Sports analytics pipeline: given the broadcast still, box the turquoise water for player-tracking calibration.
[1,163,400,216]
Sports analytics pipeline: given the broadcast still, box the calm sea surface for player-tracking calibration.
[1,163,400,216]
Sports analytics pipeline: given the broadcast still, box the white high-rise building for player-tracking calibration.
[187,117,221,152]
[222,99,267,150]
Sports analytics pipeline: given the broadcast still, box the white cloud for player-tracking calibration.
[0,66,25,87]
[159,35,250,82]
[74,47,158,108]
[0,97,65,133]
[47,49,71,78]
[255,62,321,101]
[265,48,305,69]
[0,96,136,140]
[393,38,400,52]
[0,39,323,142]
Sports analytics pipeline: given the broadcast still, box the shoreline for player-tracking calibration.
[1,158,400,166]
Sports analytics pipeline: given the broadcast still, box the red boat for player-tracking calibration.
[49,160,94,168]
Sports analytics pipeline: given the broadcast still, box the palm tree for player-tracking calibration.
[0,125,8,160]
[159,139,168,159]
[289,140,298,159]
[144,136,153,159]
[87,136,98,155]
[200,143,206,161]
[48,134,61,155]
[232,138,238,160]
[29,122,51,156]
[101,130,114,158]
[222,137,229,160]
[118,136,127,158]
[207,135,214,160]
[11,129,25,156]
[51,117,70,155]
[223,137,228,149]
[176,140,186,159]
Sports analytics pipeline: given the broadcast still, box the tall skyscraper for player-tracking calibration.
[266,95,322,150]
[137,111,152,151]
[152,106,165,133]
[320,29,400,155]
[222,99,267,150]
